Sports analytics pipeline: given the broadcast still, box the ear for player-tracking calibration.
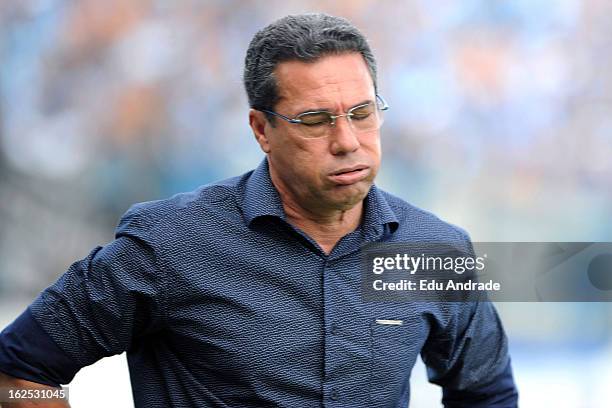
[249,109,271,153]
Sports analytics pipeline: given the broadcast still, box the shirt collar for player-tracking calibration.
[362,183,400,238]
[243,158,286,225]
[243,158,399,236]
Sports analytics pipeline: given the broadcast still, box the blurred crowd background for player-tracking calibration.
[1,0,611,407]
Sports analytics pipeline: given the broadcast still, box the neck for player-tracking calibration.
[270,175,364,255]
[284,199,363,255]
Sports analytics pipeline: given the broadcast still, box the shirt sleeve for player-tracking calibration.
[0,232,166,386]
[421,299,518,407]
[420,232,518,407]
[0,308,81,387]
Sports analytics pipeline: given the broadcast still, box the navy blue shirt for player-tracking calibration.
[0,159,517,407]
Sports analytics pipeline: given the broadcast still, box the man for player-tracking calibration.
[0,13,517,407]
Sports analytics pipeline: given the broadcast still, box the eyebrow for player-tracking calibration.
[295,99,373,116]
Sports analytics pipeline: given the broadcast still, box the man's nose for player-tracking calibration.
[329,116,360,155]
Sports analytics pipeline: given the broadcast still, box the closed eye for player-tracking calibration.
[351,112,372,121]
[297,112,331,126]
[349,103,375,121]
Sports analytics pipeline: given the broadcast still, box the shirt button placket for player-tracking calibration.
[323,258,339,405]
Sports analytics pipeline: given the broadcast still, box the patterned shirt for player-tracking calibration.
[0,159,517,407]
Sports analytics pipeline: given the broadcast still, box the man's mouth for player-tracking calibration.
[328,165,370,185]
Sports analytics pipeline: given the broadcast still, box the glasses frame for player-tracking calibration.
[259,94,389,138]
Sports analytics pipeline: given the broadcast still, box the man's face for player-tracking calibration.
[256,52,382,213]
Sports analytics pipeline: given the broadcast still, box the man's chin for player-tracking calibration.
[327,182,372,210]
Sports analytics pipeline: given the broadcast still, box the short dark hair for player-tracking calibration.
[243,13,378,117]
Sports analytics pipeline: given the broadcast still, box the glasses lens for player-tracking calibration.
[297,111,331,126]
[348,102,382,132]
[296,111,332,138]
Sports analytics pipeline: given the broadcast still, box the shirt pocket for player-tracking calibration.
[369,319,418,407]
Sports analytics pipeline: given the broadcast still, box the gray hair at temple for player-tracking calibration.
[243,13,378,119]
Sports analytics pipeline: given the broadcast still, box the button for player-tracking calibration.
[330,388,339,401]
[330,325,339,335]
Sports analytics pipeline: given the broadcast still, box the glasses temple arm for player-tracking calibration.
[260,109,302,124]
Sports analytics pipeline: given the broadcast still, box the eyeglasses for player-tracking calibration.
[259,94,389,139]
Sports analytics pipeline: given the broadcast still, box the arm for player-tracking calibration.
[0,371,69,408]
[0,218,164,407]
[440,358,517,407]
[421,300,518,407]
[421,233,518,406]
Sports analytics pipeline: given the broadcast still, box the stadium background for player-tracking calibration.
[1,1,611,406]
